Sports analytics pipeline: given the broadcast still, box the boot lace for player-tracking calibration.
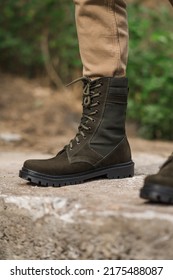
[66,76,102,150]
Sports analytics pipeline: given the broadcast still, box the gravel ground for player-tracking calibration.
[0,140,173,259]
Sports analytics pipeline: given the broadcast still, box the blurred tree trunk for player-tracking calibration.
[41,29,66,91]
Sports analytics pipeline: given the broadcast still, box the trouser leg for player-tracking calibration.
[74,0,128,78]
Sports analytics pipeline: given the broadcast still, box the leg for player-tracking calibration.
[74,0,128,78]
[19,0,134,187]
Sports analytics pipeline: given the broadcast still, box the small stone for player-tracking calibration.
[0,133,22,142]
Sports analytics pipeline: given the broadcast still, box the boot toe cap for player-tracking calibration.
[145,174,173,188]
[23,159,47,174]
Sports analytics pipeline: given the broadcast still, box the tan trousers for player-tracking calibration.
[74,0,128,79]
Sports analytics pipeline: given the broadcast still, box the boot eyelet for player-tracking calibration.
[97,101,100,105]
[88,127,91,131]
[83,135,86,139]
[92,119,95,122]
[77,141,80,145]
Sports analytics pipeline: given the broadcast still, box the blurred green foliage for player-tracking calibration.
[0,1,172,139]
[127,3,173,140]
[0,0,80,78]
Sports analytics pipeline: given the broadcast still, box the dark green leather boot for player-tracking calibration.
[19,76,134,187]
[140,153,173,204]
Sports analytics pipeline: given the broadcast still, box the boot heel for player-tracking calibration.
[106,161,134,179]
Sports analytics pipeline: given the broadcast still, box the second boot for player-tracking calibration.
[19,76,134,187]
[140,153,173,204]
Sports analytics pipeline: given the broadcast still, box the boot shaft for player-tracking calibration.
[90,77,129,157]
[68,76,129,160]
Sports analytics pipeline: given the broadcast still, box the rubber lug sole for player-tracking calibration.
[140,183,173,204]
[19,161,134,187]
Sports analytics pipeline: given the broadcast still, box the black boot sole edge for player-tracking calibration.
[19,161,134,187]
[140,184,173,204]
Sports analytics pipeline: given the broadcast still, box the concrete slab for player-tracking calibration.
[1,149,173,259]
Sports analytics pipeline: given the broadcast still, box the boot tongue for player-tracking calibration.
[82,78,98,109]
[81,80,92,125]
[82,79,92,108]
[82,79,99,126]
